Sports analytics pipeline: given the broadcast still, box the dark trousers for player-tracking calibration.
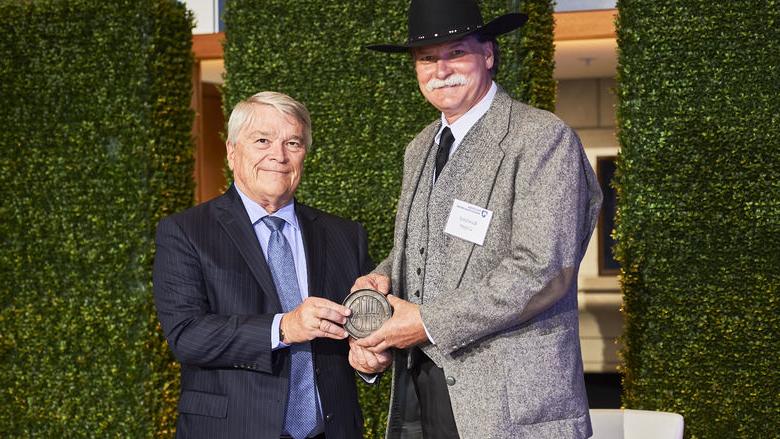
[410,348,460,439]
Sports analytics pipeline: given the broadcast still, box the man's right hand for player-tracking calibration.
[351,273,391,294]
[280,297,352,344]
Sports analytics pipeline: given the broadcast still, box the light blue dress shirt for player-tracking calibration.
[236,186,329,436]
[237,186,378,391]
[235,185,308,350]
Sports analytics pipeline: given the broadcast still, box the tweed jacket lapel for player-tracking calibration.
[214,185,284,312]
[428,88,512,288]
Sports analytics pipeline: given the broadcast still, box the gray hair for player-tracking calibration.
[475,34,500,79]
[227,91,312,147]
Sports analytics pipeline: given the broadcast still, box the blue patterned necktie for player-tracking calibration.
[261,216,318,439]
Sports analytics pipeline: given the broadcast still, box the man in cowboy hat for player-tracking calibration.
[347,0,602,437]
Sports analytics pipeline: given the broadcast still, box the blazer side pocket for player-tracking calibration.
[505,329,586,425]
[179,390,228,418]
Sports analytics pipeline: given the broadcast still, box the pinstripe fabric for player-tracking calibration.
[153,185,372,439]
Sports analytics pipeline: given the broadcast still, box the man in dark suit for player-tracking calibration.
[153,91,387,439]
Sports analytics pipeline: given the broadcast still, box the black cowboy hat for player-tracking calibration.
[367,0,528,53]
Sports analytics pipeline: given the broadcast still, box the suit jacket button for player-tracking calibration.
[419,247,424,254]
[446,376,456,386]
[315,367,321,376]
[414,290,420,297]
[325,413,334,423]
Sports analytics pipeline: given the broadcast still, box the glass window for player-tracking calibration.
[554,0,616,12]
[218,0,225,32]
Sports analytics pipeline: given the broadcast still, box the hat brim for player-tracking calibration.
[367,13,528,53]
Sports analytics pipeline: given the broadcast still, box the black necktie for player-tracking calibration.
[435,126,455,181]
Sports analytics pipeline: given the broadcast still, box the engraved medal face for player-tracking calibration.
[342,289,392,339]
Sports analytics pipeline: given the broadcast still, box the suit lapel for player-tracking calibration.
[296,202,326,300]
[430,89,513,286]
[214,186,283,312]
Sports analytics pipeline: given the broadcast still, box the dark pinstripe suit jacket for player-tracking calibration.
[153,185,371,439]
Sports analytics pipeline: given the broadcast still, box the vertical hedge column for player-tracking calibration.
[221,1,555,437]
[507,0,556,111]
[0,0,193,436]
[615,1,780,437]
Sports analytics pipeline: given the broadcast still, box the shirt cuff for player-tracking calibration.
[358,371,378,384]
[423,320,436,345]
[271,313,288,350]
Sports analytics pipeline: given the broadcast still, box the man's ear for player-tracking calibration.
[225,141,235,170]
[482,41,495,70]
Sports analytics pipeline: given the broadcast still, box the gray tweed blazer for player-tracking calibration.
[375,88,602,438]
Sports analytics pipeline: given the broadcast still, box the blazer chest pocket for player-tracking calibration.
[179,390,228,418]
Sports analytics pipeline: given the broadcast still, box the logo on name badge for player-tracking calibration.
[444,199,494,246]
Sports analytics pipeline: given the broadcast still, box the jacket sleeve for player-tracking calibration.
[356,222,374,276]
[372,255,393,278]
[152,217,276,373]
[421,123,602,355]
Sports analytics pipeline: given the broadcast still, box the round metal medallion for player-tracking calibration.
[342,289,392,338]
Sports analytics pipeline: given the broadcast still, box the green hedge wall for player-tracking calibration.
[507,0,556,111]
[614,1,780,437]
[0,0,193,436]
[221,1,554,437]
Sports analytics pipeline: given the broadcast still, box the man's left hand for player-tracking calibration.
[356,295,428,352]
[348,337,392,374]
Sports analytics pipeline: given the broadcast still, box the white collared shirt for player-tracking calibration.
[434,81,498,158]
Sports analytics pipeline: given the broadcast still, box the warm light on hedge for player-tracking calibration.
[614,1,780,437]
[0,0,193,436]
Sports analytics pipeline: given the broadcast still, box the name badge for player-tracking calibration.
[443,199,493,246]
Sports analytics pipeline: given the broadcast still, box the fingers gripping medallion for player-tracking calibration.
[342,289,392,338]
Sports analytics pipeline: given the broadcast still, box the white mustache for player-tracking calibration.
[425,74,468,92]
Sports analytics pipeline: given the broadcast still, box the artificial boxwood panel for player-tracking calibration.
[0,0,193,436]
[507,0,556,112]
[221,1,555,436]
[614,1,780,437]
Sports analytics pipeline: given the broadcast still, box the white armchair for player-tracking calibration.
[589,409,684,439]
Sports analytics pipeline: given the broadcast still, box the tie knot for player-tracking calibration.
[261,215,286,232]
